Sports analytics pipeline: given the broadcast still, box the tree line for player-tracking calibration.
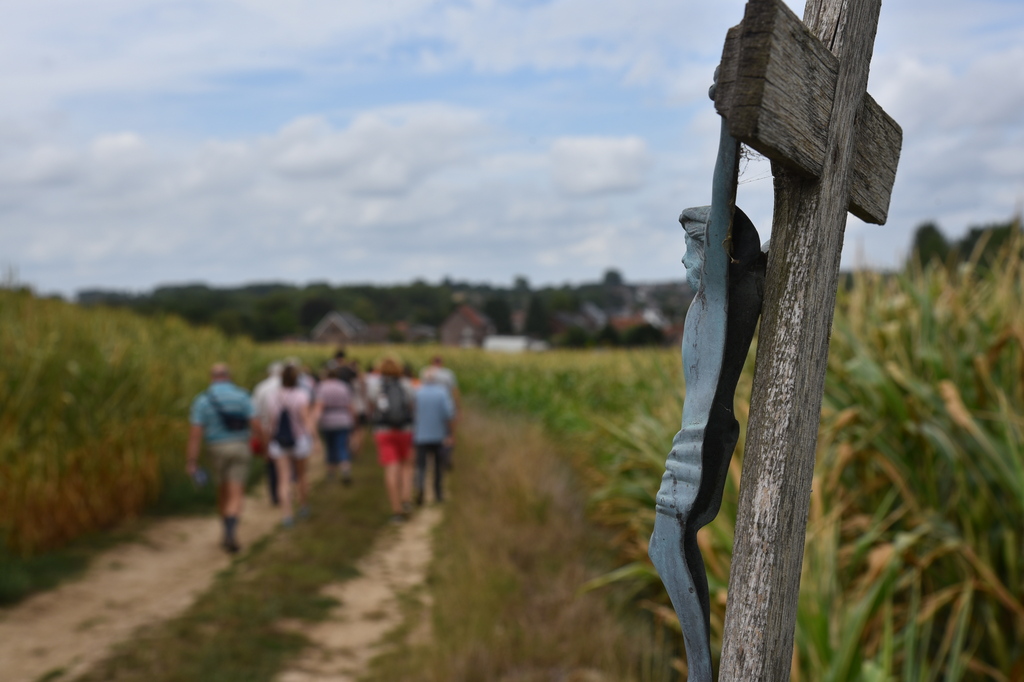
[909,217,1021,270]
[77,270,686,345]
[69,217,1023,344]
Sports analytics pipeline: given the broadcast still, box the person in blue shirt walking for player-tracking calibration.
[413,367,456,506]
[186,363,263,553]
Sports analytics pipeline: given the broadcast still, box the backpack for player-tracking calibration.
[376,378,412,428]
[274,407,296,448]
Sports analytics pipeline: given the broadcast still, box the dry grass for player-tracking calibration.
[365,405,675,682]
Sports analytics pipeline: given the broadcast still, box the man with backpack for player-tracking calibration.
[187,363,263,554]
[367,356,416,523]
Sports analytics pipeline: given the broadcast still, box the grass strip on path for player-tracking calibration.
[74,445,391,682]
[365,404,676,682]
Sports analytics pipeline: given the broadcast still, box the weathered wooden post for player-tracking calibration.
[714,0,901,679]
[649,0,902,679]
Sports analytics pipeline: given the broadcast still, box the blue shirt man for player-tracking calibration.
[187,363,262,553]
[189,378,255,444]
[412,368,455,505]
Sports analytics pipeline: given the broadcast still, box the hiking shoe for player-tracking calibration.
[222,539,240,554]
[281,517,294,528]
[389,513,406,525]
[297,505,311,520]
[342,474,352,486]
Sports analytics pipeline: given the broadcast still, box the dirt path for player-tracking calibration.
[276,504,443,682]
[0,455,323,682]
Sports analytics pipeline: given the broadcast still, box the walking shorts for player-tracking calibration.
[374,430,413,466]
[267,434,313,459]
[208,439,252,485]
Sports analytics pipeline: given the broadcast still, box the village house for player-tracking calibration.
[310,311,368,344]
[439,305,495,347]
[391,320,437,344]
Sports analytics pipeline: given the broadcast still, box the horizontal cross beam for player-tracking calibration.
[713,0,901,225]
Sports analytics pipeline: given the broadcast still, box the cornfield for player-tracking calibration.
[0,290,266,554]
[2,234,1023,679]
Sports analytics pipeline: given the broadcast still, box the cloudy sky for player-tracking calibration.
[2,0,1022,297]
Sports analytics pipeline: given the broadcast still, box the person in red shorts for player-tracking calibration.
[367,356,416,522]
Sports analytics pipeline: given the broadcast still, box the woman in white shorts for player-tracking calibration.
[268,364,317,526]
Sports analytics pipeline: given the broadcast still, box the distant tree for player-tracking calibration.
[909,222,950,269]
[483,297,513,334]
[622,323,665,347]
[547,287,579,313]
[300,296,335,328]
[524,294,550,339]
[513,275,531,293]
[254,292,299,340]
[603,268,624,287]
[909,218,1021,272]
[557,326,591,349]
[405,280,451,325]
[595,323,620,347]
[352,296,377,323]
[213,309,247,337]
[955,220,1020,269]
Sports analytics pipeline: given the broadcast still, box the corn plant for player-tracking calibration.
[0,291,264,554]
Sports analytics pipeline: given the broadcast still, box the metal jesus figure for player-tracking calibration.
[648,95,766,680]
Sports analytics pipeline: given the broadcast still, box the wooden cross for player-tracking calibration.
[710,0,901,679]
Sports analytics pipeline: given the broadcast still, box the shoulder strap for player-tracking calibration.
[206,387,242,418]
[205,389,226,414]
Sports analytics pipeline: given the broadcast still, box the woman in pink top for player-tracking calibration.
[312,365,356,484]
[268,364,317,526]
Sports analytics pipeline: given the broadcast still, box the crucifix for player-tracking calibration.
[648,0,901,680]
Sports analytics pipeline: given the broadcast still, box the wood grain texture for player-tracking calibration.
[714,0,900,224]
[717,0,887,680]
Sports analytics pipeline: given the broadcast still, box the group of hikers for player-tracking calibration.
[186,351,458,553]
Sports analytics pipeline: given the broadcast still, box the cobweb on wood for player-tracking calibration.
[738,144,771,185]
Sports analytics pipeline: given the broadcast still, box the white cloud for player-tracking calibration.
[0,0,744,117]
[2,104,681,293]
[550,136,652,195]
[854,3,1024,267]
[16,146,81,186]
[2,0,1024,292]
[272,106,484,195]
[91,132,145,157]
